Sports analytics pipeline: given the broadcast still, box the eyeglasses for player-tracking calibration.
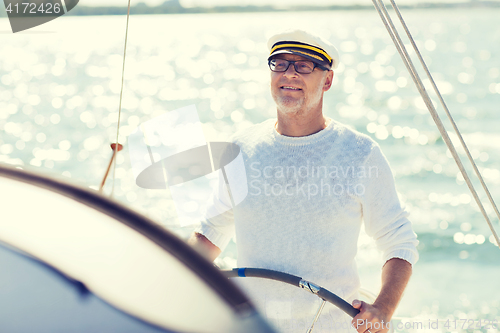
[268,58,330,74]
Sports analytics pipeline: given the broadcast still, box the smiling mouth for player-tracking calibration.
[281,86,302,91]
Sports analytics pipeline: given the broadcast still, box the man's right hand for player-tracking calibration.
[187,232,221,262]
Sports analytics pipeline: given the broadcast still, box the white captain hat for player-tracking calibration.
[267,29,340,70]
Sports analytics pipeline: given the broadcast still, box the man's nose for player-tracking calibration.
[283,63,298,77]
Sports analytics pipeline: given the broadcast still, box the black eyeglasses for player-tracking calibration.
[268,58,330,74]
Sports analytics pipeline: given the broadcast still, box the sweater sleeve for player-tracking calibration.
[360,145,419,265]
[194,167,235,251]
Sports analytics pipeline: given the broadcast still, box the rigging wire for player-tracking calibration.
[109,0,132,197]
[371,0,500,248]
[386,0,500,246]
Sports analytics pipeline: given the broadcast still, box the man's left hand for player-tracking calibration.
[351,299,391,333]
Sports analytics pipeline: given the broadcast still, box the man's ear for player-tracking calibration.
[323,70,334,92]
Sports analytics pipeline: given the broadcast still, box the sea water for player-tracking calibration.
[1,8,499,332]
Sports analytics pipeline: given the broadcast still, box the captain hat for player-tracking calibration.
[267,29,340,70]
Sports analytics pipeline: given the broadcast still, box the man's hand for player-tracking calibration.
[351,258,413,333]
[187,232,221,262]
[351,300,391,333]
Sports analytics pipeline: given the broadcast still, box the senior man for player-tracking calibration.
[189,30,418,333]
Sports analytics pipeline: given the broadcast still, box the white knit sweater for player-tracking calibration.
[197,118,418,333]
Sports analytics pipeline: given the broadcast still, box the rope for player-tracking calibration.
[110,0,132,197]
[371,0,500,248]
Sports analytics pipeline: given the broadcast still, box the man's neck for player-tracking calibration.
[275,109,331,137]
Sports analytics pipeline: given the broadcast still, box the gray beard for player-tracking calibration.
[273,95,304,114]
[273,90,324,115]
